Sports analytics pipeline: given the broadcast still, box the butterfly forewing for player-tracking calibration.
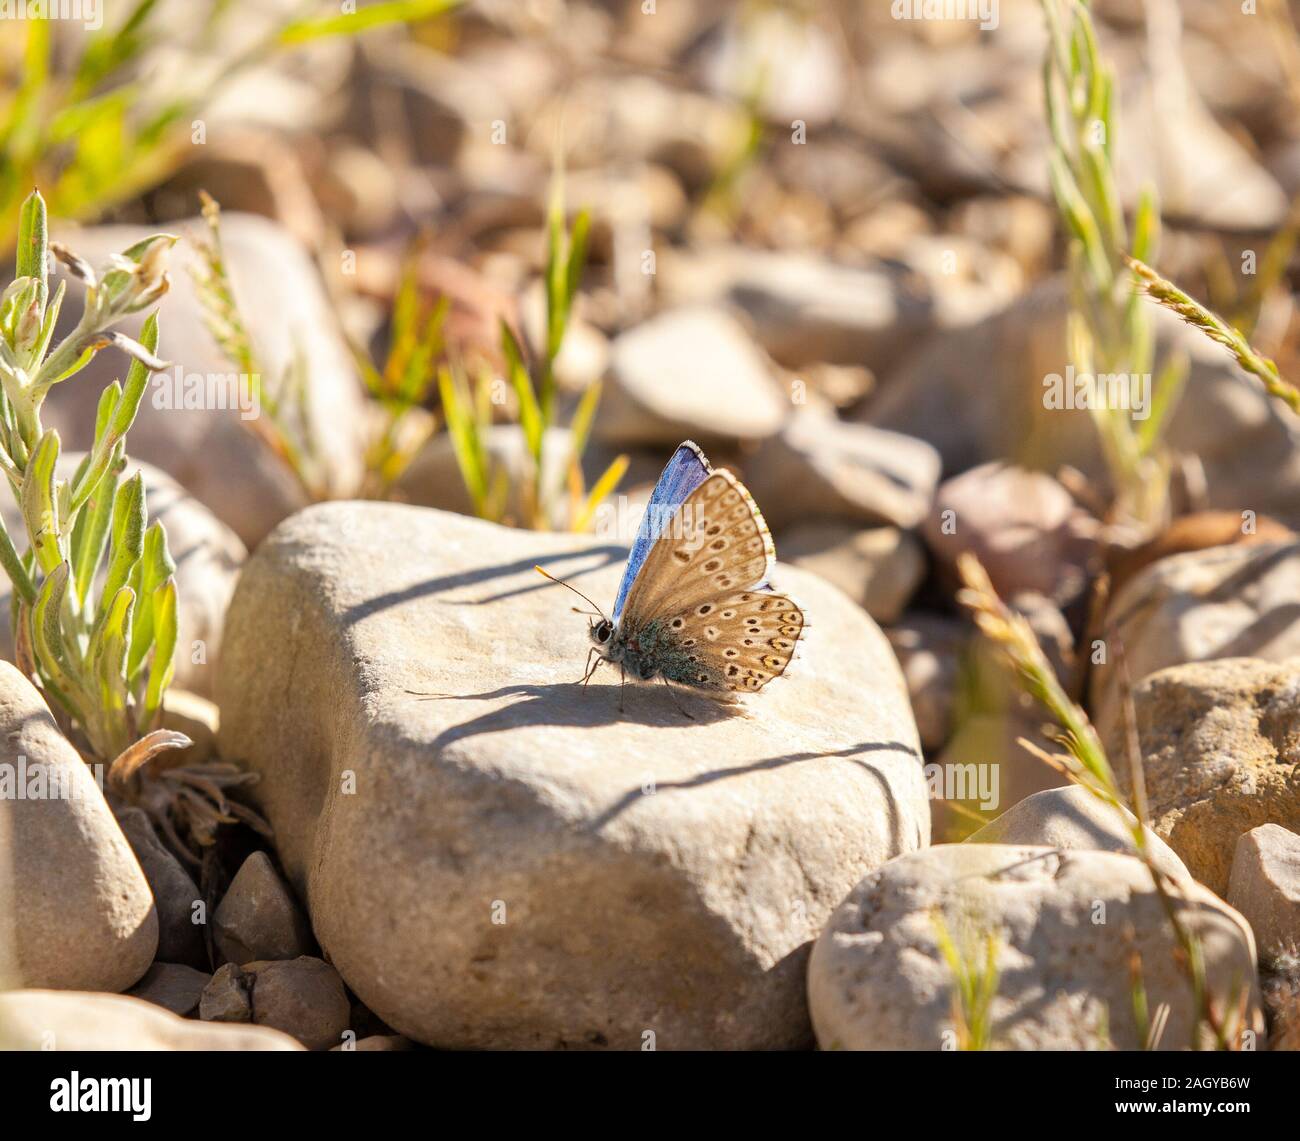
[620,470,804,693]
[621,471,773,620]
[611,441,711,623]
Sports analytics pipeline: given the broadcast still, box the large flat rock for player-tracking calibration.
[217,501,928,1049]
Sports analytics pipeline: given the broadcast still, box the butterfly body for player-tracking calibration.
[591,616,728,690]
[563,441,805,705]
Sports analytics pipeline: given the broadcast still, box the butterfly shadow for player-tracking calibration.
[413,677,741,753]
[343,548,626,626]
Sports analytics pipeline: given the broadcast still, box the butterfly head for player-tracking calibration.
[535,565,618,653]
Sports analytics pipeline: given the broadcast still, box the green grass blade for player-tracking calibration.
[277,0,461,45]
[500,320,543,462]
[572,453,628,534]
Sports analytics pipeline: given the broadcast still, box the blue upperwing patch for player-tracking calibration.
[611,440,712,623]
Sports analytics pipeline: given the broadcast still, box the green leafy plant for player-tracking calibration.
[0,189,182,765]
[444,176,628,531]
[1041,0,1186,533]
[0,0,463,251]
[957,553,1253,1050]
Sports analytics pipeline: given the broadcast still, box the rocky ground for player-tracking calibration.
[1,0,1299,1052]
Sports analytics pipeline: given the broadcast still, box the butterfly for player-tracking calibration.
[538,440,805,712]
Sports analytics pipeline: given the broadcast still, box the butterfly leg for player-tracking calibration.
[580,647,601,686]
[660,675,695,721]
[619,664,626,714]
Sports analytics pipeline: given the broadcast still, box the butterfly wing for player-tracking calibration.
[612,440,712,623]
[620,470,804,694]
[663,589,805,693]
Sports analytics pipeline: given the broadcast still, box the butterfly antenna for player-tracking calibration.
[534,566,609,622]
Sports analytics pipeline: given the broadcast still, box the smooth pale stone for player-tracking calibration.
[331,1034,415,1051]
[697,7,847,127]
[660,246,919,373]
[744,410,941,532]
[921,461,1099,606]
[0,990,302,1050]
[808,844,1262,1051]
[779,522,924,625]
[217,501,928,1049]
[1228,824,1300,959]
[0,662,157,993]
[1102,657,1300,896]
[596,306,789,446]
[1092,543,1300,741]
[966,785,1190,882]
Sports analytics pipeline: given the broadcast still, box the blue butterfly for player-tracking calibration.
[539,441,805,711]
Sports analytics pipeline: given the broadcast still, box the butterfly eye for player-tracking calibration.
[593,620,613,644]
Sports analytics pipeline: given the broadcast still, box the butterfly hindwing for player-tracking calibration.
[660,590,805,693]
[612,441,712,623]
